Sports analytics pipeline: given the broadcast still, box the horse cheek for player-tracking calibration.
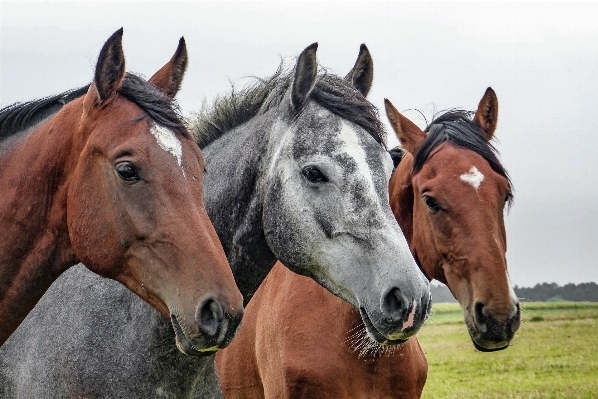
[66,158,123,278]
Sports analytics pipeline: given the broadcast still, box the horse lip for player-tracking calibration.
[359,307,408,346]
[471,337,510,352]
[170,314,219,357]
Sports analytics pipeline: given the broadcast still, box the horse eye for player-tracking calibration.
[115,162,140,182]
[423,195,441,212]
[302,166,328,183]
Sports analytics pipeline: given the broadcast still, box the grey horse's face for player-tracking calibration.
[263,100,430,344]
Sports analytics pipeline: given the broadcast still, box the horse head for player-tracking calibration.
[386,89,520,351]
[66,29,243,355]
[261,44,430,344]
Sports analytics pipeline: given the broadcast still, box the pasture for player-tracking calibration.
[418,302,598,398]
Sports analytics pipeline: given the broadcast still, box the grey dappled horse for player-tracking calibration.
[0,44,430,398]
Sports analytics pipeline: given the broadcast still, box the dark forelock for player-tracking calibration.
[415,110,513,204]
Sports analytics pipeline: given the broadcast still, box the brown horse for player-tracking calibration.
[0,29,243,351]
[216,88,520,398]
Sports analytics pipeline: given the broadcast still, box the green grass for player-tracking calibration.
[419,302,598,399]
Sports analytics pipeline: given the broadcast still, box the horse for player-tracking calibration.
[0,29,243,351]
[0,44,430,398]
[215,88,521,398]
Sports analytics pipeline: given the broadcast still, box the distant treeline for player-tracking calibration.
[514,282,598,302]
[430,282,598,303]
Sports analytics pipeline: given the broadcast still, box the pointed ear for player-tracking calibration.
[472,87,498,141]
[384,98,426,155]
[291,43,318,110]
[93,28,126,105]
[149,37,188,99]
[345,43,373,97]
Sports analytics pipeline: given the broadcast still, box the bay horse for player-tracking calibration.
[215,88,521,398]
[0,44,430,398]
[0,29,243,351]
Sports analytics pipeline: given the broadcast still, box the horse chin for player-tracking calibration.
[170,314,219,357]
[359,307,409,346]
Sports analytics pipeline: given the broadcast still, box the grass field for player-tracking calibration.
[419,302,598,399]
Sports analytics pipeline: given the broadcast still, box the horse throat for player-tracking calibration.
[201,122,278,305]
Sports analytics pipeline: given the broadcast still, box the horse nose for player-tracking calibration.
[474,301,488,333]
[473,300,520,342]
[381,287,408,323]
[196,297,225,337]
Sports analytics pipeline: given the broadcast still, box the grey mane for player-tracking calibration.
[190,64,386,149]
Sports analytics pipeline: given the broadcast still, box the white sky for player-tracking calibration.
[2,1,597,287]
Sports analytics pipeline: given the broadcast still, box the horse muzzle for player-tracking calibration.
[360,289,432,345]
[466,300,520,352]
[170,296,244,356]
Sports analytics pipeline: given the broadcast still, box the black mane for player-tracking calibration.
[0,86,89,142]
[388,146,406,169]
[415,110,513,204]
[190,65,385,148]
[0,73,187,144]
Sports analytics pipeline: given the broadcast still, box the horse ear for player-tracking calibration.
[93,28,126,105]
[291,43,318,110]
[384,98,426,155]
[472,87,498,141]
[345,44,373,97]
[149,37,188,99]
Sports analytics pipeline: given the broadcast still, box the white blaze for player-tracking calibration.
[337,121,380,202]
[460,166,484,190]
[150,124,185,176]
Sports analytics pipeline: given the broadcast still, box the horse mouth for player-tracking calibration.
[471,338,509,352]
[464,317,511,352]
[170,315,219,357]
[359,307,408,345]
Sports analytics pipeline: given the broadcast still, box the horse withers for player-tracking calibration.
[0,29,243,351]
[216,87,520,398]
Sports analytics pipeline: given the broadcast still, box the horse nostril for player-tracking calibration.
[474,301,487,331]
[196,298,225,337]
[382,287,407,323]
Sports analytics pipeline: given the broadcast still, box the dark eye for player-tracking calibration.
[115,162,140,182]
[302,166,328,183]
[423,195,441,212]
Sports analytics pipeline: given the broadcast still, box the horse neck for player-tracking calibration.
[0,99,83,344]
[201,114,278,304]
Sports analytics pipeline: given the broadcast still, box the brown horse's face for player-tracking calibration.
[386,90,520,351]
[409,146,519,350]
[66,31,243,355]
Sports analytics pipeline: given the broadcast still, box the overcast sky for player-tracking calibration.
[2,2,597,287]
